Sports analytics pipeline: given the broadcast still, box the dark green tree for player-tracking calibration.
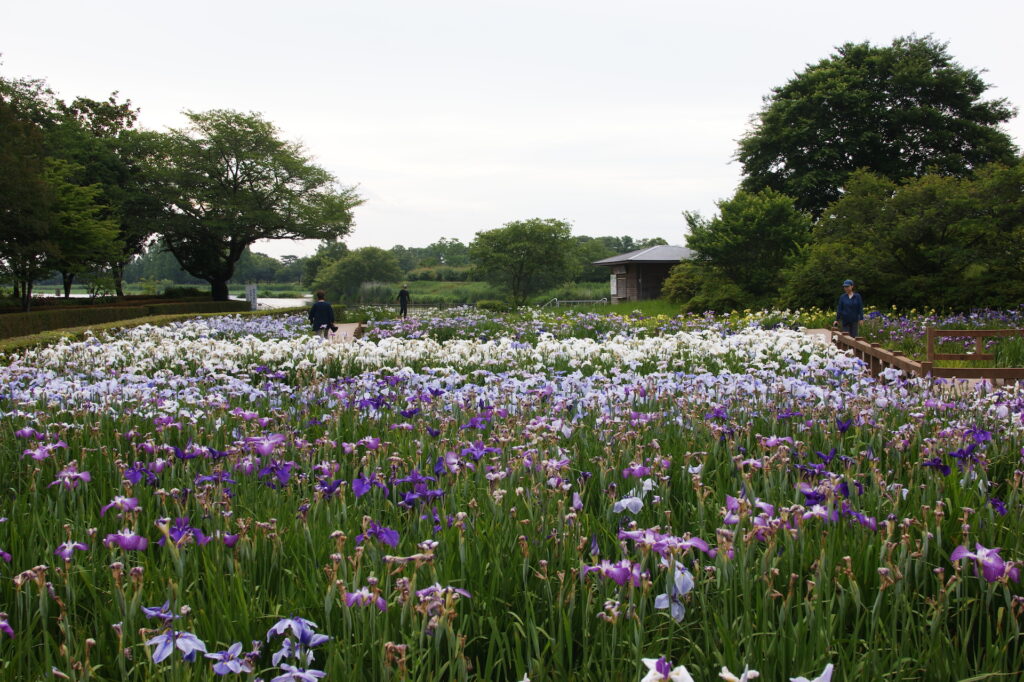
[150,110,363,300]
[780,166,1023,310]
[0,96,52,310]
[469,218,578,306]
[302,240,349,287]
[313,246,403,302]
[574,236,617,282]
[737,35,1019,217]
[43,158,121,296]
[680,188,811,306]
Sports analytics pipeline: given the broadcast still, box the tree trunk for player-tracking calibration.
[20,280,32,312]
[112,262,125,297]
[210,279,230,301]
[62,272,74,298]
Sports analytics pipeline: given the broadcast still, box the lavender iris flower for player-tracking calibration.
[54,541,88,562]
[100,496,140,517]
[104,529,149,551]
[146,630,207,663]
[343,587,387,612]
[270,664,327,682]
[654,559,694,622]
[205,642,254,675]
[951,543,1020,583]
[790,663,835,682]
[0,612,12,638]
[266,616,320,642]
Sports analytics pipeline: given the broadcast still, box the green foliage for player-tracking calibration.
[469,218,579,306]
[0,299,248,339]
[475,299,511,312]
[737,35,1019,216]
[149,109,363,300]
[313,247,404,303]
[672,189,810,311]
[782,165,1024,310]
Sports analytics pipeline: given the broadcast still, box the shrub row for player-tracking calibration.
[0,300,250,340]
[0,307,308,356]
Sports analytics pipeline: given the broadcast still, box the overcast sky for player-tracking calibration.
[3,0,1022,259]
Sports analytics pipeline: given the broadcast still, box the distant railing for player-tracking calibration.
[541,298,609,308]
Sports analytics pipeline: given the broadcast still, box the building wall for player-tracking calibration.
[609,263,675,302]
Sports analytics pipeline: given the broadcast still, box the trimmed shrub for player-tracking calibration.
[0,300,249,340]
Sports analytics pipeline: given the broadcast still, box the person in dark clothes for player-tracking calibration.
[397,284,411,318]
[309,290,336,338]
[834,279,864,337]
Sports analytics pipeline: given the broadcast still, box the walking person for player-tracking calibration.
[397,284,411,318]
[834,279,863,338]
[309,290,336,338]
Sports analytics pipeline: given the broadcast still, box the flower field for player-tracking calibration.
[1,309,1023,681]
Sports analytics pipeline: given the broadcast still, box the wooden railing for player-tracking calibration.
[832,328,1024,382]
[924,328,1024,380]
[831,331,929,377]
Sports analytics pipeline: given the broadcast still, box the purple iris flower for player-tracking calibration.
[315,478,344,497]
[14,427,44,440]
[0,612,12,638]
[343,587,387,612]
[399,407,420,418]
[357,436,381,450]
[48,463,91,489]
[836,417,853,433]
[141,600,179,622]
[124,462,158,486]
[205,642,254,675]
[622,462,652,478]
[100,496,140,517]
[157,518,211,547]
[461,440,500,461]
[0,548,10,563]
[989,497,1008,516]
[258,460,295,489]
[146,630,207,663]
[355,521,400,548]
[195,471,237,486]
[246,433,286,457]
[54,541,88,562]
[425,426,441,437]
[351,473,388,498]
[104,529,149,551]
[582,559,647,587]
[921,457,951,476]
[394,469,436,486]
[951,543,1020,583]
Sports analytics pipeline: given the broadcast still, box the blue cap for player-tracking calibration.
[842,279,854,287]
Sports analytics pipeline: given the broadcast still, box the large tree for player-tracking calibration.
[737,35,1019,217]
[0,97,52,310]
[151,110,363,300]
[780,165,1024,310]
[469,218,578,306]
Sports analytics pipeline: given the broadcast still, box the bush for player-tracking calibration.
[476,299,512,312]
[162,286,208,298]
[0,300,249,340]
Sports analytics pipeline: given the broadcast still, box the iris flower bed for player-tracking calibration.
[858,307,1024,366]
[1,310,1023,680]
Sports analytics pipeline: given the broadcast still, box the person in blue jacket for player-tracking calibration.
[834,279,863,337]
[308,290,336,338]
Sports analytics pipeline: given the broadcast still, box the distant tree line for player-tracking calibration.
[665,35,1023,313]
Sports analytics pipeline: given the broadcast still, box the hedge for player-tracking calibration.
[0,300,250,340]
[0,307,307,357]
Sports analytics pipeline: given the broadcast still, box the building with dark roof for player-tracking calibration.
[592,245,692,303]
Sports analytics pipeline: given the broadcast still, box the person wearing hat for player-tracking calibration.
[834,279,863,337]
[397,284,411,318]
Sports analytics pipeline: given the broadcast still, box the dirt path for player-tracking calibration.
[327,322,362,343]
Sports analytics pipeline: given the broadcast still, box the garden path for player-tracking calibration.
[327,322,362,343]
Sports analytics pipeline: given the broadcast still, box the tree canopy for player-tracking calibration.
[150,109,363,300]
[313,247,403,302]
[737,35,1019,217]
[668,188,810,311]
[469,218,578,306]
